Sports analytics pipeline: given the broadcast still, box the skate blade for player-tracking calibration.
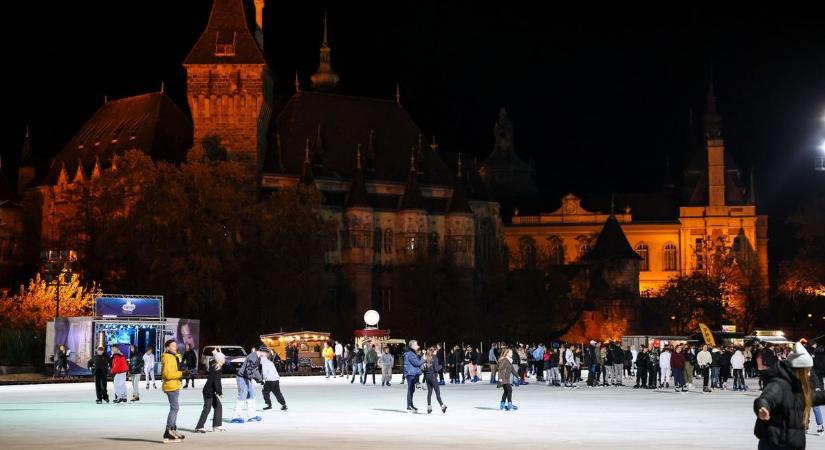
[162,439,183,443]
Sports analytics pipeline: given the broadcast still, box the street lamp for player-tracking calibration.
[40,251,74,318]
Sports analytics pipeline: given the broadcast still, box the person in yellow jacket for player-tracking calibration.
[161,339,185,443]
[322,342,335,379]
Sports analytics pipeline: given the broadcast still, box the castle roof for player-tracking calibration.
[184,0,266,66]
[584,215,643,261]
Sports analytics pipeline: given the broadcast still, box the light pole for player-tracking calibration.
[41,251,73,318]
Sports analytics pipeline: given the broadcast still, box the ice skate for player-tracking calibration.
[427,405,432,414]
[213,426,226,432]
[194,428,206,433]
[441,404,447,414]
[230,417,245,424]
[281,405,288,411]
[247,416,262,422]
[162,429,181,443]
[817,425,824,436]
[500,401,506,410]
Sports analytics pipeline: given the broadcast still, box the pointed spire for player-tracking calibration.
[346,144,370,209]
[294,71,301,93]
[299,138,315,186]
[395,82,401,104]
[310,11,340,91]
[91,156,102,179]
[583,215,642,261]
[57,162,69,187]
[399,147,423,211]
[73,158,85,183]
[448,153,472,215]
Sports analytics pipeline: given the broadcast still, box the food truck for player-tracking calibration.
[259,331,331,372]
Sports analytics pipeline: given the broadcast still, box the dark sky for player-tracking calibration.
[5,1,825,264]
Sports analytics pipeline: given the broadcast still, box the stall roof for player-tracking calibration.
[260,331,330,339]
[748,336,794,345]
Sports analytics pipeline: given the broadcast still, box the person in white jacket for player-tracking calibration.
[143,347,157,389]
[260,350,287,411]
[696,345,713,393]
[564,346,577,388]
[730,348,746,392]
[378,348,394,386]
[659,347,672,388]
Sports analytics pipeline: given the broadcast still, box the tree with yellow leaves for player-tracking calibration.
[0,273,99,330]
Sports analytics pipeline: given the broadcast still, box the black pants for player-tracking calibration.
[365,363,376,384]
[406,375,416,407]
[636,367,647,387]
[425,373,443,406]
[500,383,513,403]
[648,366,657,387]
[438,369,444,383]
[587,364,597,385]
[196,394,222,429]
[263,380,286,407]
[184,369,195,387]
[94,372,108,401]
[451,364,461,381]
[701,366,710,388]
[565,366,575,384]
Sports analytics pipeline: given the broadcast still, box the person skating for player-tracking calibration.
[322,342,335,379]
[437,344,447,385]
[611,343,625,386]
[55,344,69,378]
[260,347,287,412]
[496,348,518,411]
[488,343,499,385]
[754,341,825,450]
[403,340,422,412]
[350,345,365,384]
[647,347,659,389]
[564,345,577,388]
[161,339,185,442]
[128,344,143,402]
[89,346,110,404]
[334,341,344,377]
[422,346,447,414]
[670,344,686,392]
[195,350,226,433]
[697,345,713,393]
[731,347,746,391]
[379,347,394,386]
[231,347,264,423]
[659,347,672,389]
[143,347,157,390]
[365,344,378,385]
[110,345,129,404]
[182,344,197,389]
[683,345,696,391]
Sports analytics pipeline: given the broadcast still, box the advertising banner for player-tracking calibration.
[95,295,162,318]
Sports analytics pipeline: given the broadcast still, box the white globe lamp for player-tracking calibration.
[364,310,380,327]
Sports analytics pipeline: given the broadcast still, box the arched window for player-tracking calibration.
[548,236,564,265]
[519,236,537,270]
[578,243,591,260]
[663,243,677,271]
[383,229,393,253]
[636,242,649,271]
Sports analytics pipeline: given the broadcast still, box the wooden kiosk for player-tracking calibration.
[260,331,330,371]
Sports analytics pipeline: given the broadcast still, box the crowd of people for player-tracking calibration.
[77,335,825,446]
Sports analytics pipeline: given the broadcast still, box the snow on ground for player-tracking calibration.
[0,374,817,449]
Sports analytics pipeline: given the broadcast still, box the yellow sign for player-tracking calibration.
[698,323,716,347]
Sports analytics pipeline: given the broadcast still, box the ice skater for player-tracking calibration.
[182,344,197,388]
[231,346,264,423]
[143,347,158,389]
[195,350,225,433]
[260,348,287,411]
[379,347,394,386]
[88,346,110,404]
[496,348,517,411]
[55,344,69,378]
[422,346,447,414]
[322,342,335,379]
[403,340,422,412]
[161,339,185,442]
[128,344,143,402]
[110,346,129,404]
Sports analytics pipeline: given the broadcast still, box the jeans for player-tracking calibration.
[406,375,417,407]
[131,372,141,398]
[196,395,222,429]
[814,405,823,426]
[324,359,334,377]
[733,369,745,389]
[114,373,127,401]
[673,368,684,387]
[336,356,345,375]
[613,364,624,382]
[711,367,720,387]
[236,376,255,400]
[166,390,179,430]
[351,362,364,382]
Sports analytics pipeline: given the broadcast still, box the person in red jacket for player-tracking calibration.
[110,346,130,404]
[670,344,687,393]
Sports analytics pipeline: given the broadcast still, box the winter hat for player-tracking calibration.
[786,341,814,368]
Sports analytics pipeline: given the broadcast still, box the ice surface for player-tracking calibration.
[0,374,818,449]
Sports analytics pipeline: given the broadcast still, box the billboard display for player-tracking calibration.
[94,295,163,318]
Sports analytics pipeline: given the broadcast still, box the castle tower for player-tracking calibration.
[397,150,428,262]
[17,126,35,193]
[343,145,374,314]
[310,12,340,92]
[447,154,475,268]
[184,0,270,170]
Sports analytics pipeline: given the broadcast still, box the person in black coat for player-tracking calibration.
[754,342,825,450]
[128,344,144,401]
[422,346,447,414]
[635,346,649,388]
[182,345,198,388]
[195,352,225,432]
[55,345,69,378]
[88,346,110,403]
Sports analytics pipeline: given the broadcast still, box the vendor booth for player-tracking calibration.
[354,310,393,353]
[259,331,331,371]
[45,294,199,376]
[622,335,697,350]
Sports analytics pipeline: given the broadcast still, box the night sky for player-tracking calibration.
[5,1,825,266]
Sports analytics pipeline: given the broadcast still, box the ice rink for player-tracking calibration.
[0,374,816,449]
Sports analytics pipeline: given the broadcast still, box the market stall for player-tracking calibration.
[259,331,331,372]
